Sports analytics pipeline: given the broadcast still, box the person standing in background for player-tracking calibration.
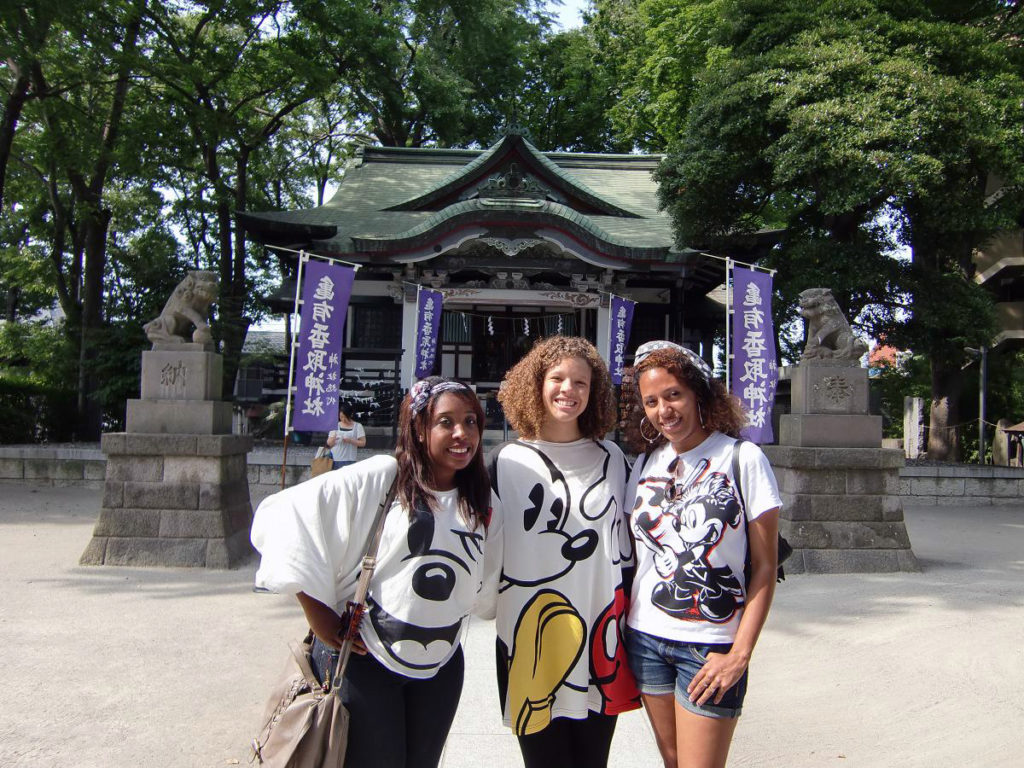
[327,403,366,470]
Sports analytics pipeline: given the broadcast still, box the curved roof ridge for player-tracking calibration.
[352,199,667,256]
[384,134,641,218]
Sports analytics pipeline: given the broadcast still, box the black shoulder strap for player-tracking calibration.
[735,437,789,583]
[731,438,747,511]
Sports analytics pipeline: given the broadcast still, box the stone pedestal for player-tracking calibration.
[764,446,919,573]
[81,346,255,568]
[779,364,881,447]
[771,362,918,573]
[126,349,232,434]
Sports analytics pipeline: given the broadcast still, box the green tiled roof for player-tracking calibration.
[241,135,676,254]
[385,134,643,218]
[351,199,670,263]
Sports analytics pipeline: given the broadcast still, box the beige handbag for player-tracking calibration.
[310,447,333,478]
[250,479,398,767]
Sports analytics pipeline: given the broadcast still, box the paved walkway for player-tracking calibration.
[1,484,1021,767]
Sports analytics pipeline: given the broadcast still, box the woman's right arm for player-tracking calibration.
[297,591,345,649]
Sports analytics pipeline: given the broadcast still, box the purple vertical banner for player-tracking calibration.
[414,288,443,379]
[292,260,355,432]
[609,295,636,385]
[731,267,778,443]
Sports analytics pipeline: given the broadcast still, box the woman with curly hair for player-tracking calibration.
[251,376,498,768]
[488,335,640,768]
[623,341,781,768]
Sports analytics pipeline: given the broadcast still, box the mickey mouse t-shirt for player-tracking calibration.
[489,438,640,736]
[626,432,782,645]
[252,455,501,679]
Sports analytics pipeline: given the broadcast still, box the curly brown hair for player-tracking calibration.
[394,377,490,529]
[498,335,617,441]
[621,346,746,454]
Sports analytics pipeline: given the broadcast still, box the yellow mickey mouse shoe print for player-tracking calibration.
[507,590,585,736]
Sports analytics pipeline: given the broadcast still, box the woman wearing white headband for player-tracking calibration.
[251,376,499,768]
[622,341,782,768]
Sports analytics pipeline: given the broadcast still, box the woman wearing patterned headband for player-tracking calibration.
[622,341,782,768]
[488,336,640,768]
[251,376,498,768]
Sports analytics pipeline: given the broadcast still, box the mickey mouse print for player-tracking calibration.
[627,431,782,645]
[490,438,640,736]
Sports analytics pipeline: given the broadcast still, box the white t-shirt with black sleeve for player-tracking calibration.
[251,454,501,679]
[626,431,783,646]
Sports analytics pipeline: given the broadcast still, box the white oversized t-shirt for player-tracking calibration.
[489,438,640,735]
[251,455,500,679]
[627,432,782,645]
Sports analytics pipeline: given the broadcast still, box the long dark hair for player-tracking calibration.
[394,376,490,529]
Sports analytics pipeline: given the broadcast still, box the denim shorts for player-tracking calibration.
[624,627,747,719]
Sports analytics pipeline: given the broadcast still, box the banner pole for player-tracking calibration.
[280,250,307,489]
[725,259,733,392]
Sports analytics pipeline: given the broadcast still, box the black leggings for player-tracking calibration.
[495,638,618,768]
[516,711,618,768]
[311,638,464,768]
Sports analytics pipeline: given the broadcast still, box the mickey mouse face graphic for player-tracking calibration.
[498,442,625,591]
[364,502,484,676]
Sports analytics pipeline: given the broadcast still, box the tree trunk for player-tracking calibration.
[74,1,146,440]
[0,66,30,210]
[927,357,963,461]
[77,205,113,440]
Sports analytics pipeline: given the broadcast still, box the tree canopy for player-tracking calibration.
[1,0,602,439]
[4,0,1024,458]
[640,0,1024,458]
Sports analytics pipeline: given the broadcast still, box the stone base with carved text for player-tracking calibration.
[770,363,918,573]
[80,349,254,568]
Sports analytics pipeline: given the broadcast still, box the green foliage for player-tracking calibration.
[293,0,553,148]
[591,0,726,151]
[641,0,1024,458]
[870,353,930,439]
[516,26,634,152]
[0,322,77,442]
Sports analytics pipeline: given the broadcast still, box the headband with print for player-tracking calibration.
[633,340,712,383]
[409,379,473,414]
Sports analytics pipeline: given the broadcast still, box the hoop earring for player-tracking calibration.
[639,416,660,444]
[697,402,706,430]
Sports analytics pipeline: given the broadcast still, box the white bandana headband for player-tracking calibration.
[633,340,713,383]
[409,379,474,414]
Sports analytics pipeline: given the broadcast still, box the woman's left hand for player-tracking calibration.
[687,649,749,706]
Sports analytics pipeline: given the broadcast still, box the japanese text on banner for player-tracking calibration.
[609,296,635,385]
[415,288,443,379]
[730,267,778,443]
[292,261,355,432]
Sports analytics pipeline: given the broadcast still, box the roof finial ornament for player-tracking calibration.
[501,107,534,144]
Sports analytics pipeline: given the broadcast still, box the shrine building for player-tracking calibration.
[239,132,773,431]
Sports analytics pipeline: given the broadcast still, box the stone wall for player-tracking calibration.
[763,445,918,573]
[899,464,1024,506]
[4,446,1024,505]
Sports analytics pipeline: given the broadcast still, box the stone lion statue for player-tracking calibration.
[799,287,868,364]
[144,270,218,348]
